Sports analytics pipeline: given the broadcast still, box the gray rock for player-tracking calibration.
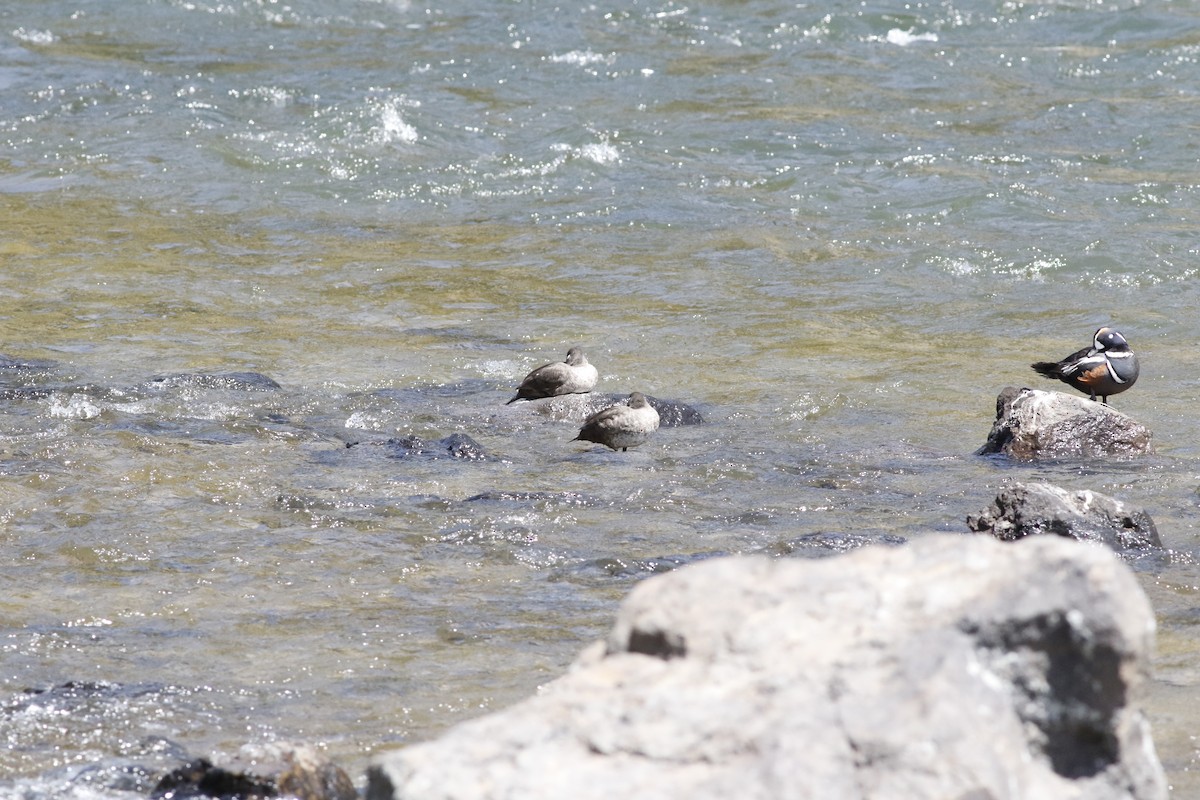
[977,386,1152,459]
[366,535,1166,800]
[968,481,1162,551]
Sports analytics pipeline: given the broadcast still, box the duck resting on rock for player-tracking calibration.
[507,346,598,404]
[572,392,660,452]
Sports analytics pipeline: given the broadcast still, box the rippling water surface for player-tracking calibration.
[4,0,1200,795]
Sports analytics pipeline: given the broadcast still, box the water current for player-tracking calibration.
[3,0,1200,795]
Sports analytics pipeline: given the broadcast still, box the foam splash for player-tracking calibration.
[548,50,614,67]
[886,29,938,46]
[49,393,102,420]
[476,359,523,379]
[579,142,620,165]
[12,28,55,45]
[345,410,385,430]
[370,99,419,145]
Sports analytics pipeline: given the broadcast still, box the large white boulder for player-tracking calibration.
[367,535,1166,800]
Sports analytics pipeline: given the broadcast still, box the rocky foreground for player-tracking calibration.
[367,535,1167,800]
[106,385,1169,799]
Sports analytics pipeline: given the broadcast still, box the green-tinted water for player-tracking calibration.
[4,0,1200,795]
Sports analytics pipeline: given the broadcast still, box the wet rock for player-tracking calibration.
[0,386,54,401]
[967,481,1161,552]
[153,744,355,800]
[346,432,494,461]
[527,392,704,427]
[367,535,1166,800]
[3,682,196,795]
[386,433,492,461]
[9,680,162,713]
[0,353,64,396]
[230,743,358,800]
[0,353,57,370]
[646,397,704,426]
[147,372,282,392]
[977,387,1152,460]
[152,758,276,799]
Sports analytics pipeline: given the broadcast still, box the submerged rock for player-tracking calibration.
[641,394,703,427]
[147,372,282,392]
[967,481,1161,552]
[762,530,907,557]
[527,392,704,427]
[387,433,491,461]
[463,490,599,506]
[366,535,1166,800]
[346,432,494,461]
[0,353,58,371]
[977,386,1151,459]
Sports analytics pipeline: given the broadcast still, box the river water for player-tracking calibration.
[3,0,1200,796]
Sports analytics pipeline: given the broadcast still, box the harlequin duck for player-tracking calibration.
[1031,327,1139,404]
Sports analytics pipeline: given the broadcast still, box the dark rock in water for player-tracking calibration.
[643,394,704,427]
[148,372,282,392]
[0,353,58,371]
[968,481,1161,552]
[344,432,493,461]
[388,433,491,461]
[368,535,1167,800]
[0,386,54,401]
[0,353,61,394]
[763,531,907,558]
[3,683,194,796]
[10,680,162,712]
[152,744,356,800]
[529,392,704,427]
[152,758,275,799]
[977,386,1151,460]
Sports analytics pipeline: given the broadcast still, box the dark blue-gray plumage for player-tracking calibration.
[1031,327,1139,404]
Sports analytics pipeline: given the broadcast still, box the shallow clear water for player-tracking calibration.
[3,0,1200,795]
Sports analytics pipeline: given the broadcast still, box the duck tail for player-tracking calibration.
[1030,361,1060,379]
